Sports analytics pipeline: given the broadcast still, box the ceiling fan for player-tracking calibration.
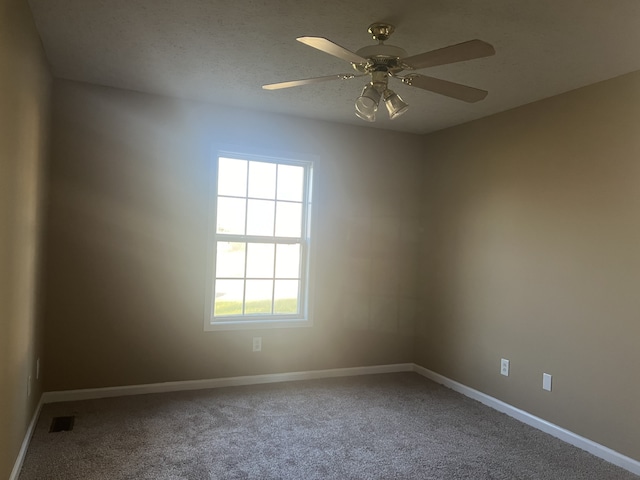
[263,23,495,122]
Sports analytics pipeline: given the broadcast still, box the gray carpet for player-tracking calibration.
[19,373,637,479]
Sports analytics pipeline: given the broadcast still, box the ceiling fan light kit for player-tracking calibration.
[263,23,495,122]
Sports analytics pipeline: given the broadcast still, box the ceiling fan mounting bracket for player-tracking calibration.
[368,23,395,42]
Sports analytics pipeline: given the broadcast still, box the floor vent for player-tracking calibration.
[50,416,75,433]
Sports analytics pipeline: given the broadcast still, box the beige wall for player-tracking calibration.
[41,79,422,391]
[0,0,51,477]
[416,71,640,461]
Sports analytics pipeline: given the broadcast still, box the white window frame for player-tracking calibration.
[204,149,314,331]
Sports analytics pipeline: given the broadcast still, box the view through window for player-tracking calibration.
[206,154,312,329]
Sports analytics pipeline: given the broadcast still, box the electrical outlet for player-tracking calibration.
[500,358,510,376]
[543,373,552,391]
[252,337,262,352]
[36,357,40,380]
[27,375,32,397]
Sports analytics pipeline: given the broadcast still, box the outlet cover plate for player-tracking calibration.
[501,358,510,376]
[543,373,552,391]
[252,337,262,352]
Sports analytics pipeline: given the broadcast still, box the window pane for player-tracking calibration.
[248,161,276,199]
[216,242,246,278]
[214,279,244,316]
[275,201,302,237]
[246,243,274,278]
[247,199,275,236]
[216,197,246,234]
[277,164,304,201]
[218,158,247,197]
[275,244,300,278]
[245,280,273,314]
[274,280,299,314]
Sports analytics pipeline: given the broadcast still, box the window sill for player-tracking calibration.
[204,317,312,331]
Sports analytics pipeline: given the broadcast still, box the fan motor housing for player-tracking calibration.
[353,44,408,74]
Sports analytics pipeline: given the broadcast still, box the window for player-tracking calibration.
[204,152,313,330]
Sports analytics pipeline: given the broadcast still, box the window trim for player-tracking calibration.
[204,149,315,331]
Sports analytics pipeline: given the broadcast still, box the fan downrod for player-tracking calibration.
[368,23,394,42]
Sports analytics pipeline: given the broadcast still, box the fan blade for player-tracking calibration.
[401,74,488,103]
[402,39,495,70]
[263,73,361,90]
[297,37,367,64]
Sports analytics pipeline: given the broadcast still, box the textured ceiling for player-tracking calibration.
[27,0,640,134]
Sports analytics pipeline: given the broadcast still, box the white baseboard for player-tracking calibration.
[412,364,640,476]
[9,395,44,480]
[41,363,414,403]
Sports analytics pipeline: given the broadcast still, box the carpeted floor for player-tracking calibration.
[19,373,638,479]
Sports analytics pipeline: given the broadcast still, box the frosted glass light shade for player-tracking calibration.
[355,84,381,121]
[383,89,409,119]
